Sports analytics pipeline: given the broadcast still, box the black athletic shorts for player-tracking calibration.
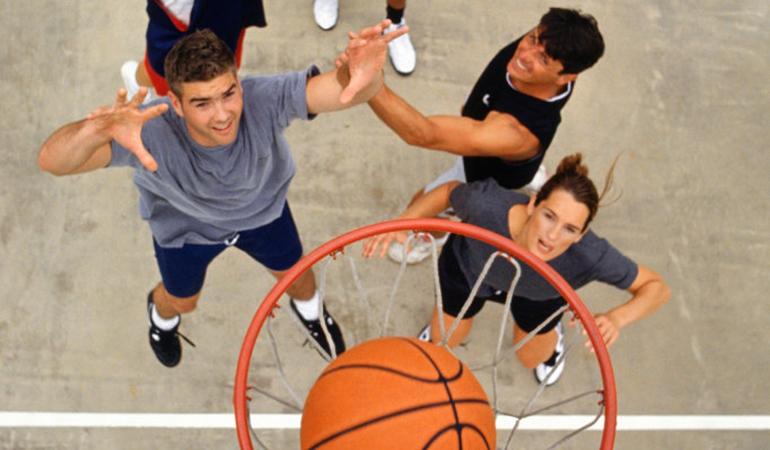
[153,202,303,298]
[438,244,566,334]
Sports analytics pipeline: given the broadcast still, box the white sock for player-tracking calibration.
[151,304,180,331]
[292,291,321,321]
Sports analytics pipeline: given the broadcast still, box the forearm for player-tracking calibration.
[399,182,459,219]
[368,85,436,147]
[306,65,383,114]
[605,280,671,329]
[38,118,112,175]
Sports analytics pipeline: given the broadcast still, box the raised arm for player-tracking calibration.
[363,181,460,258]
[306,20,408,114]
[38,89,167,175]
[592,265,671,348]
[367,84,540,159]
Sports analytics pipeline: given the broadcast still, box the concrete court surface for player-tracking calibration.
[1,0,768,449]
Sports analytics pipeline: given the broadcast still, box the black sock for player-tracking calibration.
[543,350,559,366]
[386,5,404,24]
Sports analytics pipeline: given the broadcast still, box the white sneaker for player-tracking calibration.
[387,233,447,265]
[120,60,152,105]
[385,19,416,75]
[313,0,338,30]
[534,322,565,386]
[523,164,548,195]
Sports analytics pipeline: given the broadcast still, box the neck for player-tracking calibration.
[510,77,566,101]
[507,204,529,244]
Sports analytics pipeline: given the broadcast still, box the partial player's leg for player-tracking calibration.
[384,0,416,75]
[510,296,567,385]
[236,202,346,356]
[420,243,485,345]
[513,326,558,369]
[429,308,474,347]
[150,239,226,367]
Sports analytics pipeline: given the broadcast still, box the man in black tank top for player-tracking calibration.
[366,8,605,263]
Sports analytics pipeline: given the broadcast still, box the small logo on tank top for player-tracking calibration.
[482,94,491,106]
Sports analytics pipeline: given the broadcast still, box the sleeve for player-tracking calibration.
[449,182,481,222]
[108,140,139,169]
[449,179,527,222]
[591,236,640,290]
[242,66,319,129]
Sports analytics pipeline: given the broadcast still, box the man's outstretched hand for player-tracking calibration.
[338,19,409,104]
[88,87,167,172]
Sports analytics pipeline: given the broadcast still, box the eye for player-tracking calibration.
[194,102,209,110]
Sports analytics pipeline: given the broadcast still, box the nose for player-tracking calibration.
[213,100,229,122]
[546,224,560,242]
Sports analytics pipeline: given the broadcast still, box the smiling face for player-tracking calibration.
[519,189,589,261]
[506,27,576,89]
[168,70,243,148]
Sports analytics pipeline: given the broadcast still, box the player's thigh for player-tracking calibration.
[235,202,304,272]
[153,239,226,300]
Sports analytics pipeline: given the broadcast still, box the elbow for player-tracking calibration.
[37,146,54,174]
[659,281,672,306]
[37,146,66,176]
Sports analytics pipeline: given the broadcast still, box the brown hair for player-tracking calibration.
[163,29,236,97]
[535,153,617,231]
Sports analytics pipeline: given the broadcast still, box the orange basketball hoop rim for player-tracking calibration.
[233,218,617,450]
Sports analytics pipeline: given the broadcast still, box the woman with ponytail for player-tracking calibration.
[365,153,670,385]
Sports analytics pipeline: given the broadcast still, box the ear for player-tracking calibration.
[556,72,577,87]
[167,90,184,117]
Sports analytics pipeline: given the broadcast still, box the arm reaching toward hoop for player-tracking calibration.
[362,181,461,258]
[38,88,167,175]
[586,265,671,350]
[305,19,408,114]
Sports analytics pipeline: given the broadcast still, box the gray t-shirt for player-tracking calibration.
[448,179,639,300]
[110,68,315,247]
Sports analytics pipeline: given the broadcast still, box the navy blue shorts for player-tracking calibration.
[438,238,566,334]
[153,202,303,298]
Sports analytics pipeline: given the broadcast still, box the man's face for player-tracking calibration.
[507,27,575,87]
[519,189,589,261]
[169,71,243,148]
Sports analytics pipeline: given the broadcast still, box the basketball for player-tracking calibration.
[300,337,496,449]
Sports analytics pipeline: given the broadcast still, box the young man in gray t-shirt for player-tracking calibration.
[38,21,408,367]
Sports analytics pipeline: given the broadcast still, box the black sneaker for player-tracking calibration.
[289,299,346,357]
[147,292,194,368]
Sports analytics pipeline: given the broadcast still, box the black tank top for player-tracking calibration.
[461,37,572,189]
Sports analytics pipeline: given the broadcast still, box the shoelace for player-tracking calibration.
[153,324,197,348]
[177,330,196,348]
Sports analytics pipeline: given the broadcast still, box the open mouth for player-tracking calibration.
[537,238,552,254]
[212,120,233,134]
[515,58,528,72]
